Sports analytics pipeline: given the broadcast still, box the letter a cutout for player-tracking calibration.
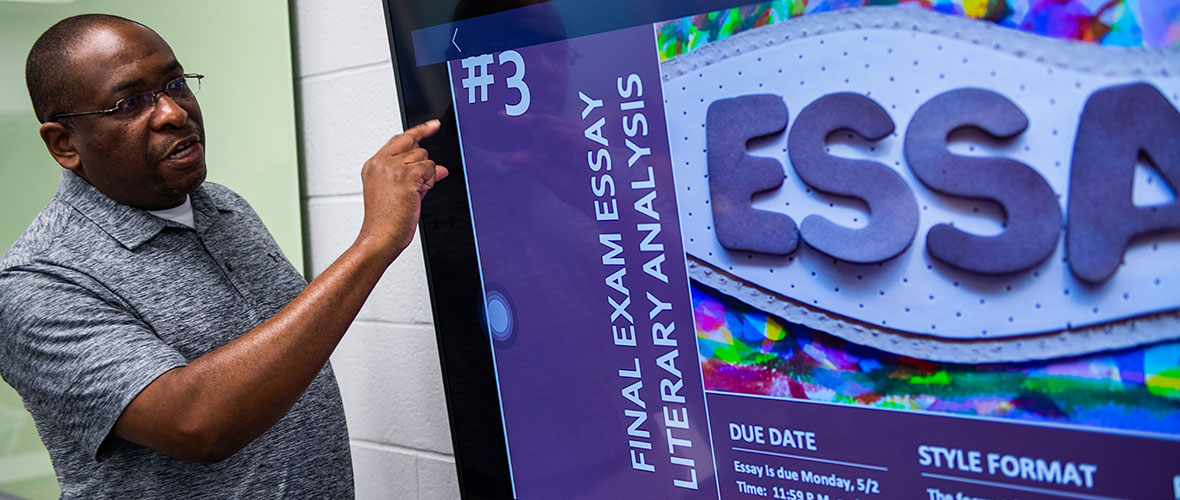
[1068,83,1180,283]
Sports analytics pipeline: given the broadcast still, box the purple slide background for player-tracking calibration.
[450,26,718,499]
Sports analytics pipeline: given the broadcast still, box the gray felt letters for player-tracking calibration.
[905,88,1062,274]
[707,94,797,255]
[1067,83,1180,283]
[789,93,918,263]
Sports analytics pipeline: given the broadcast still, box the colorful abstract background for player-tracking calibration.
[661,0,1180,438]
[693,282,1180,435]
[657,0,1180,60]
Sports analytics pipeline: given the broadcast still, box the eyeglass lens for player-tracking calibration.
[114,75,200,118]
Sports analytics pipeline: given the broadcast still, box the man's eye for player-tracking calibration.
[115,92,153,116]
[166,77,189,93]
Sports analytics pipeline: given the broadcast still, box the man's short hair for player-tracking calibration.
[26,14,146,123]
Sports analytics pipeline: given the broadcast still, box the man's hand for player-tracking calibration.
[112,121,448,463]
[357,119,449,262]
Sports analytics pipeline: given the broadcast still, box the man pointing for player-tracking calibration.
[0,14,445,498]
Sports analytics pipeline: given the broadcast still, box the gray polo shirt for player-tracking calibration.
[0,171,353,498]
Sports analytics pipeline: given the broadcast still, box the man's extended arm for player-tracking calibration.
[111,120,448,464]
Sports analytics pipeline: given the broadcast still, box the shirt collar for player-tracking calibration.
[189,181,223,236]
[58,170,227,250]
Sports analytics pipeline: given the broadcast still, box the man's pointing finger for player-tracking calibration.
[381,119,441,154]
[404,119,441,142]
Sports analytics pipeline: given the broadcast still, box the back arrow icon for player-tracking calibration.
[452,28,461,52]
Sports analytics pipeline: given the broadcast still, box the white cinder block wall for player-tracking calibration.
[290,1,461,498]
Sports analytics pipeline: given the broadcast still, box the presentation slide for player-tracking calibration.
[423,2,1180,498]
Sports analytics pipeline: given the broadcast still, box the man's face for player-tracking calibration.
[60,23,206,210]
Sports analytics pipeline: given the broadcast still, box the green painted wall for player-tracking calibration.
[0,1,302,498]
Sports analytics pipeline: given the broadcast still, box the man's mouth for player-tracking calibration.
[168,139,197,159]
[163,136,203,164]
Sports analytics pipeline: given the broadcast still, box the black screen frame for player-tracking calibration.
[380,2,513,498]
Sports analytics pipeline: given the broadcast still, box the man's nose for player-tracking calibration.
[150,93,189,129]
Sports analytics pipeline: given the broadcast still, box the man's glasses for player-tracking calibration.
[52,73,203,122]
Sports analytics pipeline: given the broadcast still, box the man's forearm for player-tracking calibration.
[112,121,445,463]
[113,238,398,463]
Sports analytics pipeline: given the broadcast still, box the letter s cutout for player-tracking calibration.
[788,92,918,263]
[905,88,1062,274]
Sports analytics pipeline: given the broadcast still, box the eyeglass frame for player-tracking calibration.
[51,73,204,122]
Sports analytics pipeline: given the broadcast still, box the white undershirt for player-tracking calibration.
[147,196,195,228]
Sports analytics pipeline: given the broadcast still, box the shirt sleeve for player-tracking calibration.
[0,266,188,461]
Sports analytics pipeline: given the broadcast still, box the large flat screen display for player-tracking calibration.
[382,1,1180,498]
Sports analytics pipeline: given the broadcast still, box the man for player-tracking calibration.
[0,14,445,498]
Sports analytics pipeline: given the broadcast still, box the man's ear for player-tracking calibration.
[39,121,81,171]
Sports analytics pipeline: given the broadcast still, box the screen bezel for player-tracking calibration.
[381,1,513,498]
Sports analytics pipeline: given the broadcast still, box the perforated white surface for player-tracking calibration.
[662,8,1180,340]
